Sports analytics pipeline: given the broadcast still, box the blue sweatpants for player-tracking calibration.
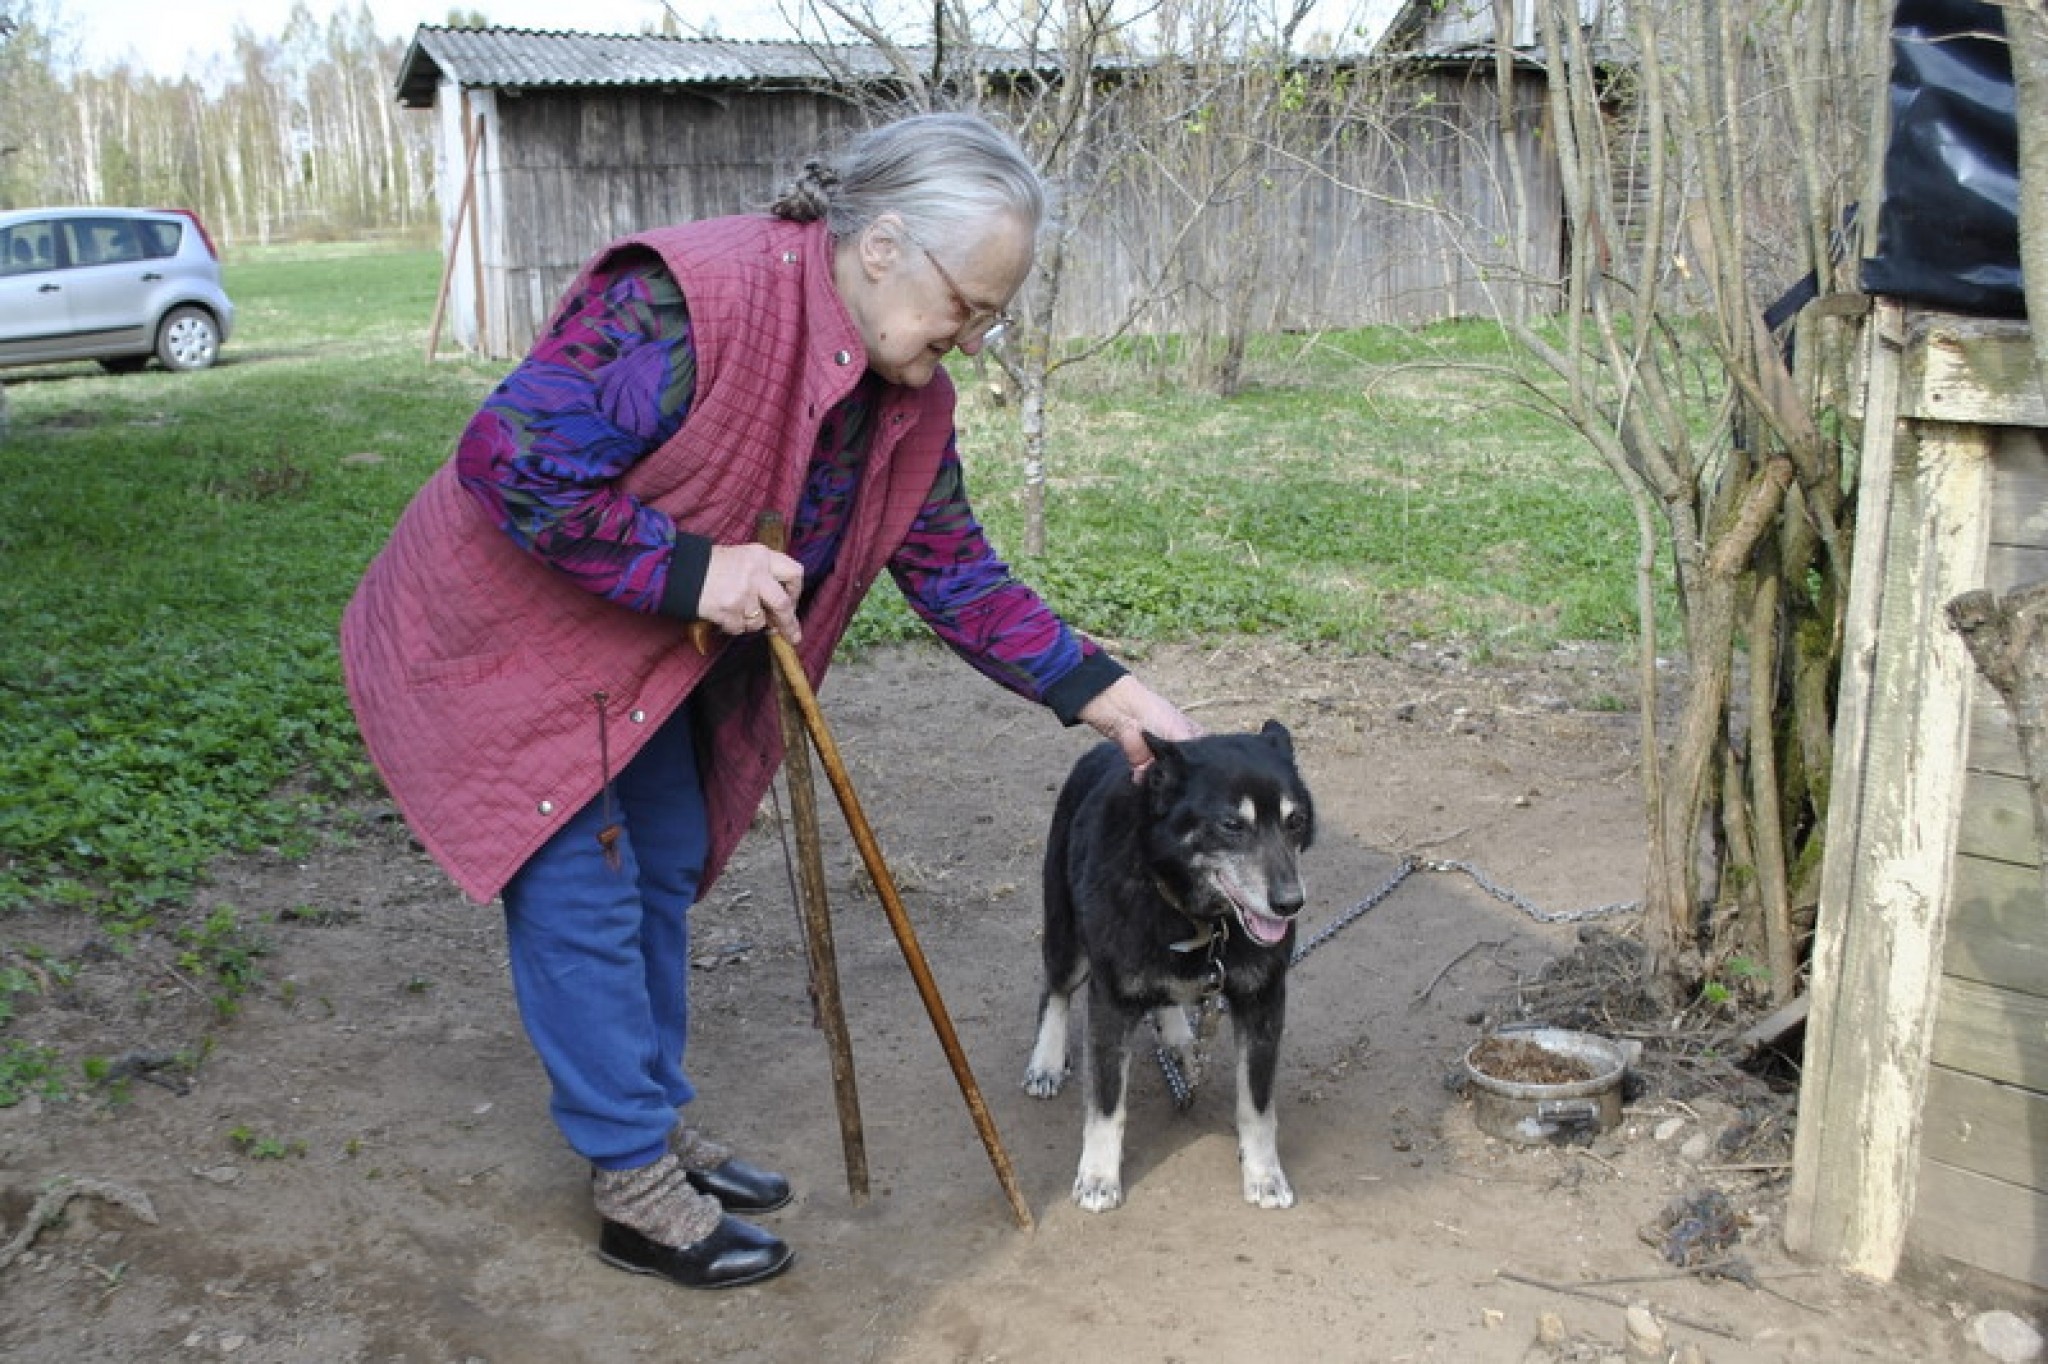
[501,704,708,1172]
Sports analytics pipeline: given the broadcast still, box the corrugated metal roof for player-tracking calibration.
[394,26,1050,106]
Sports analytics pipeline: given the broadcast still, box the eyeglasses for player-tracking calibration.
[914,240,1015,344]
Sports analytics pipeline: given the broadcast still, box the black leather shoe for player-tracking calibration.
[685,1158,793,1213]
[597,1214,793,1289]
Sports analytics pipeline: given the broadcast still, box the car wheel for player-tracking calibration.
[156,306,221,372]
[99,356,150,375]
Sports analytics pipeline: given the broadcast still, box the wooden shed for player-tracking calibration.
[395,29,900,358]
[394,25,1565,359]
[1789,302,2048,1304]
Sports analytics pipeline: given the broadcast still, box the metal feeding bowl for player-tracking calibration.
[1462,1027,1631,1146]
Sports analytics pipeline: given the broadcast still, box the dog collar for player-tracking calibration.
[1154,874,1212,953]
[1160,902,1230,999]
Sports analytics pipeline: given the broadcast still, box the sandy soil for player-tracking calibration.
[0,640,1980,1362]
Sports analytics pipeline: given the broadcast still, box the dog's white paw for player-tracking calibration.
[1025,998,1071,1098]
[1241,1164,1295,1210]
[1022,1063,1068,1098]
[1072,1173,1124,1213]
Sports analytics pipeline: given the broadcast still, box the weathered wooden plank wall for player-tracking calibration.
[447,68,1559,358]
[1790,306,2048,1301]
[1056,69,1557,339]
[475,88,862,355]
[1912,422,2048,1296]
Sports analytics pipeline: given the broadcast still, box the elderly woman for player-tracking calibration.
[341,110,1196,1289]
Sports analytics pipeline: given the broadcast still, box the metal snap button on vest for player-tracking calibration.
[782,250,798,264]
[537,800,555,816]
[834,349,852,365]
[629,709,646,723]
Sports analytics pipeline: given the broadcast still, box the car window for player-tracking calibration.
[0,222,55,278]
[136,220,182,259]
[65,217,146,267]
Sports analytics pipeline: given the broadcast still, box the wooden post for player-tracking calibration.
[1787,303,1992,1278]
[425,106,484,362]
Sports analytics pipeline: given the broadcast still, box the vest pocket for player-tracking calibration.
[407,648,512,690]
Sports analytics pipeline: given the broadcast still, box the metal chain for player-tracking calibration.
[1290,856,1421,965]
[1151,855,1638,1101]
[1155,1012,1197,1110]
[1416,857,1642,925]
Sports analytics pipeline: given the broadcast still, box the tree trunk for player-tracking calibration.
[1019,365,1049,559]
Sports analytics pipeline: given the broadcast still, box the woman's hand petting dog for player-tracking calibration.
[1075,675,1203,777]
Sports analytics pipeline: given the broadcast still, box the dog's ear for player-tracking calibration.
[1258,719,1294,757]
[1142,730,1180,764]
[1140,730,1186,797]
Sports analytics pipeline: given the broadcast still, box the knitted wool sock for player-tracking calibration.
[591,1154,723,1247]
[668,1124,733,1172]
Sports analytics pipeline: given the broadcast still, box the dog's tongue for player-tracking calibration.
[1215,871,1293,946]
[1240,908,1290,946]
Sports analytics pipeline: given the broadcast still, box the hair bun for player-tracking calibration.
[769,158,840,222]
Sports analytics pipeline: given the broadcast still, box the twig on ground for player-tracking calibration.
[1571,1265,1818,1290]
[1700,1161,1792,1174]
[159,962,206,1000]
[1412,938,1505,1008]
[0,1177,159,1274]
[1494,1269,1742,1340]
[1565,1146,1622,1178]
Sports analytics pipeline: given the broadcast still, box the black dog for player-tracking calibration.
[1023,721,1314,1211]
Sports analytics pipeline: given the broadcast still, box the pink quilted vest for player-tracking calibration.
[340,215,955,902]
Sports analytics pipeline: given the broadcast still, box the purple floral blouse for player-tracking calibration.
[453,249,1119,718]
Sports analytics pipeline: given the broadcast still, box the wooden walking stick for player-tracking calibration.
[761,512,872,1204]
[688,514,1035,1230]
[757,517,869,1205]
[763,615,1037,1232]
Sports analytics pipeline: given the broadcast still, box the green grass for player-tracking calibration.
[854,321,1645,652]
[0,247,500,926]
[0,247,1648,941]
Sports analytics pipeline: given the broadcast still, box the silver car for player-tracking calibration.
[0,206,236,373]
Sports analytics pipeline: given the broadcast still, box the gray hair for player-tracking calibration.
[770,111,1046,248]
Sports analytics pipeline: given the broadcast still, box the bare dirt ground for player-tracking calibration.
[0,639,1986,1362]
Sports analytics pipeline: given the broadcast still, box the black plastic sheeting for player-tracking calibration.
[1860,0,2024,317]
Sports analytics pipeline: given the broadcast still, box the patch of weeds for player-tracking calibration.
[175,906,270,1019]
[227,1124,306,1160]
[224,454,315,503]
[0,966,30,1028]
[278,902,358,927]
[0,1039,65,1107]
[80,1055,133,1105]
[1701,955,1771,1010]
[0,950,75,1025]
[0,949,81,1105]
[81,1047,197,1102]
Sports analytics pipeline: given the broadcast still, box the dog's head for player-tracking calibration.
[1141,720,1315,947]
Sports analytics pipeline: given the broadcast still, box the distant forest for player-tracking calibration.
[0,2,493,245]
